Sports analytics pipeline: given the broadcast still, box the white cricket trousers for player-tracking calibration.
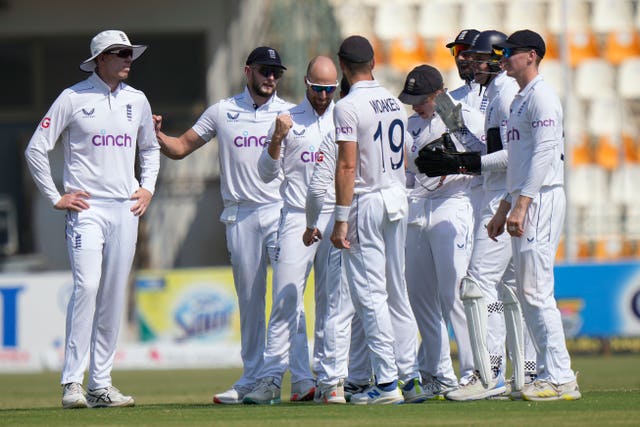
[224,202,310,390]
[344,192,420,385]
[61,199,138,390]
[468,189,536,378]
[260,209,338,384]
[405,195,474,384]
[511,186,576,384]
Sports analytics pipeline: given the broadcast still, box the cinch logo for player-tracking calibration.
[233,132,267,147]
[301,147,324,163]
[532,118,555,128]
[41,117,51,128]
[1,286,24,347]
[92,130,133,147]
[506,128,520,143]
[336,126,353,135]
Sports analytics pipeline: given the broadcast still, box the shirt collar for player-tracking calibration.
[242,86,279,110]
[88,72,122,95]
[350,79,380,90]
[301,95,335,118]
[517,74,543,97]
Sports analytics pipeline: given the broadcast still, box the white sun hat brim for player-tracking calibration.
[79,30,147,72]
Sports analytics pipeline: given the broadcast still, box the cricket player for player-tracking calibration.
[401,65,485,399]
[445,29,488,243]
[489,29,581,401]
[24,30,160,409]
[433,30,534,401]
[330,35,424,405]
[242,56,339,404]
[155,46,310,404]
[304,77,371,404]
[446,29,487,112]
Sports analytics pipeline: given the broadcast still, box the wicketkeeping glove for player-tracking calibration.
[434,92,465,133]
[416,139,482,177]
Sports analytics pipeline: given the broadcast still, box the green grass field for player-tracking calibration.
[1,354,639,426]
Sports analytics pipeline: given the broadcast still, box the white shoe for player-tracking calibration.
[423,378,458,401]
[522,378,582,401]
[87,385,134,408]
[350,384,404,405]
[242,377,281,405]
[445,372,506,401]
[213,385,251,404]
[319,379,346,404]
[62,383,88,409]
[401,378,428,403]
[290,379,316,402]
[509,372,538,400]
[344,380,369,403]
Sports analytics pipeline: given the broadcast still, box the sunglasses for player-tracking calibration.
[105,49,133,58]
[305,78,338,94]
[253,66,284,79]
[493,47,533,59]
[449,44,469,57]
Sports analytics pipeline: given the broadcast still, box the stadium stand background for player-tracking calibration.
[0,0,639,272]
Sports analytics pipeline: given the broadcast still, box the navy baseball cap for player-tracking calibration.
[446,29,480,48]
[246,46,287,69]
[493,29,546,59]
[398,65,444,105]
[338,35,374,63]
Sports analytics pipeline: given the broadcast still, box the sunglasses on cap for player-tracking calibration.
[305,78,339,94]
[105,49,133,58]
[449,44,469,57]
[493,47,533,59]
[253,65,284,79]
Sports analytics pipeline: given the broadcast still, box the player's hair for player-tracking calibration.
[341,59,373,75]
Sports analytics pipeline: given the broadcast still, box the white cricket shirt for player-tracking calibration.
[25,73,160,206]
[305,132,337,228]
[506,75,565,197]
[450,81,488,114]
[193,86,294,207]
[334,80,407,193]
[258,96,335,211]
[482,72,519,191]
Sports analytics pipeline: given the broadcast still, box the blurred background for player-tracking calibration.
[1,0,639,269]
[1,0,639,372]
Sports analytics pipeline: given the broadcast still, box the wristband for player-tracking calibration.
[334,205,350,222]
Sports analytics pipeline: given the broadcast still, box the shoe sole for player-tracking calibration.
[62,400,88,409]
[522,391,582,402]
[323,397,347,404]
[213,396,243,404]
[351,397,404,405]
[404,395,428,404]
[242,397,281,405]
[87,398,135,408]
[446,385,507,402]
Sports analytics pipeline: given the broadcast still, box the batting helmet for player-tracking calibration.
[465,30,507,56]
[464,30,507,79]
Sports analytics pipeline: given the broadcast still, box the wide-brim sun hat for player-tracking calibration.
[79,30,147,72]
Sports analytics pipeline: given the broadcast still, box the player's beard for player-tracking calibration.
[252,80,275,98]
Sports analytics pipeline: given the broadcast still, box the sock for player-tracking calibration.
[377,380,398,392]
